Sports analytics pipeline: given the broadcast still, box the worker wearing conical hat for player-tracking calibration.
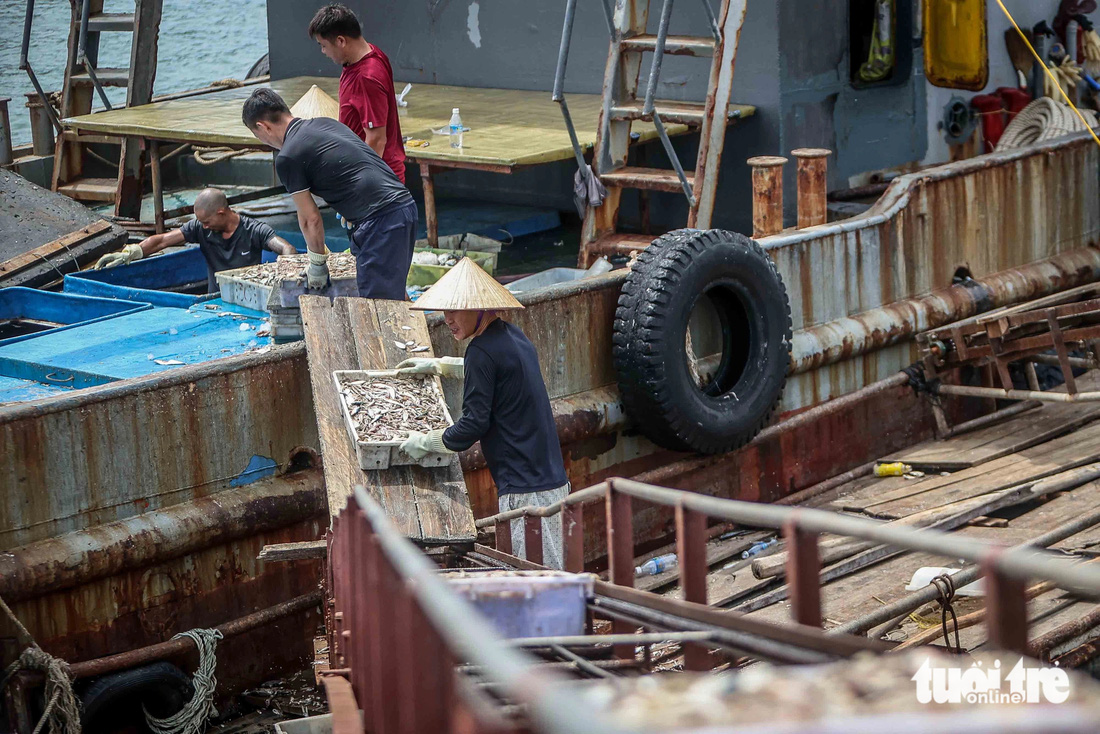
[398,259,569,569]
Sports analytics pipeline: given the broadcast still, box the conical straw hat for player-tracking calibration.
[411,257,524,311]
[290,85,340,119]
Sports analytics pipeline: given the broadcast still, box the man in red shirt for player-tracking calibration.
[308,4,406,183]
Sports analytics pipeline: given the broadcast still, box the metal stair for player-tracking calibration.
[43,0,161,218]
[553,0,752,266]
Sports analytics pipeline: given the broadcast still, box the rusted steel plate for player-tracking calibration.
[0,346,317,549]
[0,468,325,601]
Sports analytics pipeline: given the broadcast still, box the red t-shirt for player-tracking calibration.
[339,46,406,184]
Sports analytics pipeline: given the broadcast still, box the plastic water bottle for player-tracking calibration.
[635,553,677,577]
[449,108,463,149]
[741,538,777,560]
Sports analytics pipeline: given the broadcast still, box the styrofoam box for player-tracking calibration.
[333,369,454,470]
[442,570,595,639]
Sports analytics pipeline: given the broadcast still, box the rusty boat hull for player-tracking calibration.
[1,132,1098,694]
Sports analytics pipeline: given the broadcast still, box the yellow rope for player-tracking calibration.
[995,0,1100,149]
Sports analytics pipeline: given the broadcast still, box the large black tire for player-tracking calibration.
[80,661,193,733]
[613,229,792,454]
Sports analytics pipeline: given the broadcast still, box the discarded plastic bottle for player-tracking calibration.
[635,553,677,577]
[741,538,777,560]
[449,108,463,149]
[874,462,912,477]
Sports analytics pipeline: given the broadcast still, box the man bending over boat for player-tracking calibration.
[95,187,297,293]
[396,259,570,569]
[242,87,418,300]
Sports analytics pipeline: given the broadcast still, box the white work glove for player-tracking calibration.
[95,243,144,269]
[400,428,451,459]
[395,356,464,379]
[306,249,330,290]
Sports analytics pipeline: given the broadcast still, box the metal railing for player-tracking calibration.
[478,476,1100,657]
[327,485,626,734]
[19,0,62,133]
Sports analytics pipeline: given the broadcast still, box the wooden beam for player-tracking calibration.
[0,220,112,278]
[257,540,327,562]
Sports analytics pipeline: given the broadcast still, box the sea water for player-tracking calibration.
[0,0,269,146]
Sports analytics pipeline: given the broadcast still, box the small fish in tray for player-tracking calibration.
[230,253,358,287]
[340,375,449,442]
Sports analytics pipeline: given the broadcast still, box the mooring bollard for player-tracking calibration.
[747,155,788,238]
[791,148,832,229]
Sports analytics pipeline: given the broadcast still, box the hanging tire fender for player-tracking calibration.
[612,229,792,454]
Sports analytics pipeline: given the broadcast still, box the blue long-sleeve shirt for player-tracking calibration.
[442,319,567,495]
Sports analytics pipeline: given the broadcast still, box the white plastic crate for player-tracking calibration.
[333,369,454,470]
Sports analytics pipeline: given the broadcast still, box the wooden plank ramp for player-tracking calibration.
[300,295,475,544]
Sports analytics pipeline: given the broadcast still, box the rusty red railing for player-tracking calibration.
[478,477,1100,658]
[327,485,623,734]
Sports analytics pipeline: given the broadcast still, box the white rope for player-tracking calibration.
[144,629,223,734]
[997,98,1099,151]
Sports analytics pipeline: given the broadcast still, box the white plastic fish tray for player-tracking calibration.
[333,369,454,470]
[215,269,275,312]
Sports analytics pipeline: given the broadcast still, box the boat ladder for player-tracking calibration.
[553,0,751,266]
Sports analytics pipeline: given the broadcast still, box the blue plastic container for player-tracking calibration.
[64,247,288,308]
[443,571,594,639]
[0,288,150,347]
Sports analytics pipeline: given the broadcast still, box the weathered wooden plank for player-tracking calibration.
[870,422,1100,519]
[335,297,475,543]
[258,540,327,562]
[883,401,1100,470]
[300,296,381,525]
[0,220,112,278]
[835,418,1100,516]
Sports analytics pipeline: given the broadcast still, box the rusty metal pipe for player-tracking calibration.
[1030,605,1100,660]
[748,156,787,237]
[0,467,325,602]
[791,246,1100,375]
[937,384,1100,403]
[792,148,831,229]
[1051,639,1100,668]
[68,591,323,679]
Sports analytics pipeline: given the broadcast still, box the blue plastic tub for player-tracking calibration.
[443,571,594,639]
[0,288,151,347]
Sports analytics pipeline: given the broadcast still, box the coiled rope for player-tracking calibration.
[997,98,1099,150]
[144,629,223,734]
[0,596,80,734]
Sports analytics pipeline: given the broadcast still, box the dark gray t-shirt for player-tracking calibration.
[274,117,411,223]
[180,214,279,292]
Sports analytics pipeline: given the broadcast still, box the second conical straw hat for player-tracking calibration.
[411,257,524,311]
[290,85,340,120]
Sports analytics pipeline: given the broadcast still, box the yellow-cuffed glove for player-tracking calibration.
[395,356,464,379]
[95,243,144,269]
[400,428,451,459]
[306,249,330,290]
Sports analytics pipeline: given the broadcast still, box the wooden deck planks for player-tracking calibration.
[300,296,475,544]
[881,401,1100,471]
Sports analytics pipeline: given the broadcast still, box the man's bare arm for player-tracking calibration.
[139,228,186,256]
[363,125,387,158]
[292,191,327,255]
[266,235,298,257]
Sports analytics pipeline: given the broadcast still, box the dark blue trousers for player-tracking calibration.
[348,198,418,300]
